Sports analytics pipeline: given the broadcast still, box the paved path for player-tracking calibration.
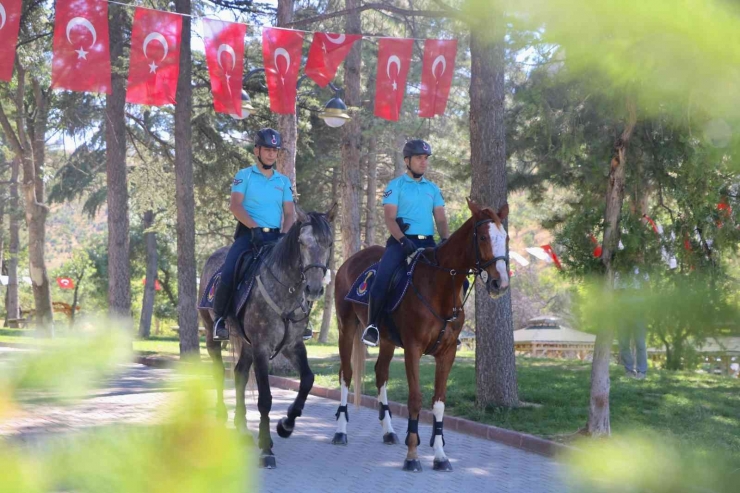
[0,363,567,492]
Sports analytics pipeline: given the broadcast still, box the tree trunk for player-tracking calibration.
[587,99,637,437]
[469,23,519,408]
[340,0,363,260]
[5,158,20,324]
[319,167,340,343]
[364,136,378,248]
[394,134,406,177]
[71,265,84,327]
[275,0,298,191]
[139,210,158,339]
[105,4,131,324]
[175,0,199,358]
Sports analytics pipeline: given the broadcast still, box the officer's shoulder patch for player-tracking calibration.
[383,190,392,198]
[233,178,243,186]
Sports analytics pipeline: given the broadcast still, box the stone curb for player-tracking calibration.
[130,353,574,459]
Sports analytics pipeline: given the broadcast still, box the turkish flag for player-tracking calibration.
[541,245,563,270]
[305,32,360,87]
[0,0,22,81]
[51,0,111,93]
[374,38,413,121]
[262,28,303,114]
[126,7,182,106]
[56,277,75,289]
[202,18,246,115]
[419,39,457,118]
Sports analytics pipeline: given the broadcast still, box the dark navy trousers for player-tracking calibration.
[370,236,436,302]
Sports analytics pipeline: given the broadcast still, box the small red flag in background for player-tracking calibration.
[541,244,563,270]
[202,18,246,115]
[142,278,162,291]
[126,7,182,106]
[374,37,413,121]
[51,0,111,93]
[305,32,361,87]
[0,0,22,81]
[419,39,457,118]
[262,27,303,114]
[57,277,75,289]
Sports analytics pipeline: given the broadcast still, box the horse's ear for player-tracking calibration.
[325,201,338,223]
[294,202,309,223]
[498,203,509,221]
[467,197,481,215]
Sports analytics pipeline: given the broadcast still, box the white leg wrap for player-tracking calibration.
[432,400,447,461]
[378,383,396,435]
[335,377,349,434]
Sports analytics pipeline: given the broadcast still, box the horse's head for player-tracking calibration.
[467,198,510,299]
[294,202,337,302]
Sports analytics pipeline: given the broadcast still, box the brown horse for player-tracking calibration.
[332,199,510,472]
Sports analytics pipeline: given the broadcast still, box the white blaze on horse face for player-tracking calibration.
[322,268,332,287]
[432,400,447,461]
[487,222,509,288]
[378,383,396,435]
[336,375,349,434]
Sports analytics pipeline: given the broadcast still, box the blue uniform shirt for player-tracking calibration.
[231,165,294,229]
[382,174,444,235]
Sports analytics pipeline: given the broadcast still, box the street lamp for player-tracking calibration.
[232,69,350,128]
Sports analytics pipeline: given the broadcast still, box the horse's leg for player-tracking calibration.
[402,345,424,472]
[332,309,355,445]
[276,342,314,439]
[429,344,457,472]
[375,338,399,444]
[253,349,276,468]
[233,345,253,440]
[203,311,227,424]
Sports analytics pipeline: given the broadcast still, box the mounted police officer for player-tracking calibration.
[361,139,450,347]
[212,128,297,341]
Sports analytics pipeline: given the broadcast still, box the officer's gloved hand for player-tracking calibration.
[250,228,264,247]
[399,236,417,257]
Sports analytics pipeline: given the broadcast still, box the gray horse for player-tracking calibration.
[199,204,336,468]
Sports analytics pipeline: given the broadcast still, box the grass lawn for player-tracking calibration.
[2,331,737,463]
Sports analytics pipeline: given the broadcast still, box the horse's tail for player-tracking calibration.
[351,318,364,409]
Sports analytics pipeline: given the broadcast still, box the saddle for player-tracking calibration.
[198,244,274,318]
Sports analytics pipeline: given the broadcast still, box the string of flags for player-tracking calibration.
[0,0,458,121]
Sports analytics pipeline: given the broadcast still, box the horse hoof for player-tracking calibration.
[259,454,276,469]
[331,433,348,445]
[402,459,423,472]
[276,419,293,439]
[383,432,400,445]
[433,459,453,472]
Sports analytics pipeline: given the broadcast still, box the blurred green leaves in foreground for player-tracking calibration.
[0,319,254,493]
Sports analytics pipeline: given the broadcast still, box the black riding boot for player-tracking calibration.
[361,296,384,347]
[212,281,233,341]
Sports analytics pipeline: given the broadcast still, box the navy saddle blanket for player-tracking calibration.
[198,246,271,317]
[344,254,423,312]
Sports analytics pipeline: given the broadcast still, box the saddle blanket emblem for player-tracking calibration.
[356,270,375,297]
[207,273,221,302]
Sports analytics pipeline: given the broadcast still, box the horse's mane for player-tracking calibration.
[267,212,332,272]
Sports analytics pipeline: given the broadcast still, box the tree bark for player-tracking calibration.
[364,136,378,247]
[469,21,519,408]
[319,167,340,343]
[5,158,20,324]
[139,210,158,339]
[340,0,363,260]
[71,265,84,326]
[394,134,406,177]
[275,0,298,190]
[587,99,637,437]
[105,4,131,324]
[175,0,200,357]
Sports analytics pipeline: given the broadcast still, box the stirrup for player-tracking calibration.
[361,325,379,347]
[213,317,229,341]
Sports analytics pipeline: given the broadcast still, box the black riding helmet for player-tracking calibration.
[403,139,432,158]
[254,128,282,149]
[403,139,432,178]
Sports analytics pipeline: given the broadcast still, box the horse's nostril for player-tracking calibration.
[319,288,325,297]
